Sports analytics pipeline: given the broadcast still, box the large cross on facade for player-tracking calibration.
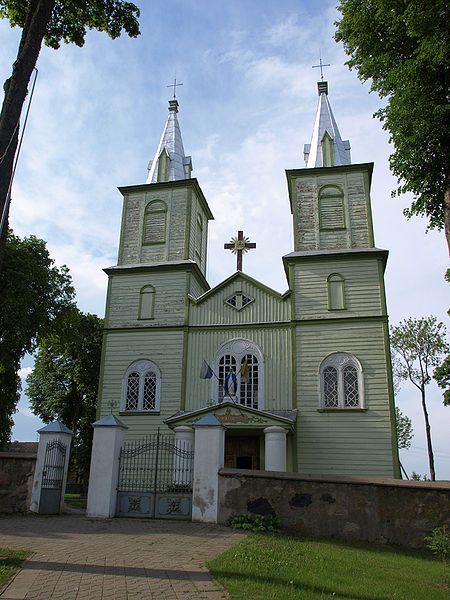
[224,230,256,272]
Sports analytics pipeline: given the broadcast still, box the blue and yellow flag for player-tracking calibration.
[240,359,249,384]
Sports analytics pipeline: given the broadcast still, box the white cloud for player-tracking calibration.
[18,367,33,380]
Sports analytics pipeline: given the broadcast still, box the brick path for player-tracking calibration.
[0,514,243,599]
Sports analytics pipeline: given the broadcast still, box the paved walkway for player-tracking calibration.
[0,514,243,600]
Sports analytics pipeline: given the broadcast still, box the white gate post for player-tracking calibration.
[192,414,225,523]
[86,415,127,518]
[263,426,288,471]
[173,426,194,486]
[30,421,73,514]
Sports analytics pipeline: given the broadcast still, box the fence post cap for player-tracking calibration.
[38,421,73,435]
[92,415,128,429]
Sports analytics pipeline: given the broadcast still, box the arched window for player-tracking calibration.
[139,285,155,319]
[143,200,167,245]
[213,339,264,409]
[327,273,346,310]
[319,185,345,230]
[122,360,161,412]
[319,353,364,409]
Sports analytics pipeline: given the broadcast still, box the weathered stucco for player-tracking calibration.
[218,469,450,548]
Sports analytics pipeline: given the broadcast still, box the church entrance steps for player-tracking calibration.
[116,430,194,519]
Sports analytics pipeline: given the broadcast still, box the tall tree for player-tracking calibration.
[0,0,140,268]
[390,317,448,480]
[26,308,103,481]
[335,0,450,254]
[0,230,74,446]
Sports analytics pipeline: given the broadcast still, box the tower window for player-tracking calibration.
[319,185,345,230]
[122,359,161,412]
[157,148,170,182]
[139,285,155,319]
[327,273,346,310]
[319,353,364,409]
[143,200,167,245]
[195,214,203,259]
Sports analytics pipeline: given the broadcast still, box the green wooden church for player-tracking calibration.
[96,79,400,479]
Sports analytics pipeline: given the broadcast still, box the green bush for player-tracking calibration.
[425,525,449,586]
[227,513,281,532]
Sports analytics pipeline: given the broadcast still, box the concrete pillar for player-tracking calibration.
[86,415,127,518]
[264,426,288,472]
[30,421,73,514]
[173,426,194,486]
[192,414,225,523]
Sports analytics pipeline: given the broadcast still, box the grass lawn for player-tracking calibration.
[208,533,449,600]
[0,548,31,590]
[64,493,87,510]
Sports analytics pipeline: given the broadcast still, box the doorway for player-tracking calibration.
[224,436,259,469]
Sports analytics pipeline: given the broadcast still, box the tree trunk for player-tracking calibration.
[0,0,56,271]
[444,183,450,258]
[420,385,436,481]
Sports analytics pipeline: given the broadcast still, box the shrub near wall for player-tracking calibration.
[218,469,450,548]
[0,453,36,513]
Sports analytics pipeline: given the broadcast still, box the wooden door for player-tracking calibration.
[224,436,259,469]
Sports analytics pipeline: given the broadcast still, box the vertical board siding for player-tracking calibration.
[108,271,187,328]
[185,327,292,412]
[292,169,371,252]
[190,279,290,326]
[295,321,395,477]
[295,257,382,319]
[99,330,185,441]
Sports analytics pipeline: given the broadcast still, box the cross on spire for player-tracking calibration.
[224,230,256,272]
[167,77,183,98]
[312,57,330,81]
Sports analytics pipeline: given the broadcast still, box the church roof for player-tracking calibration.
[191,271,290,304]
[303,81,351,168]
[146,99,192,183]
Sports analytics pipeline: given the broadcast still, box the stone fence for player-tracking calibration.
[0,452,37,513]
[218,468,450,548]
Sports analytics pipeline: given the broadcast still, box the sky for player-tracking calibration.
[1,0,448,479]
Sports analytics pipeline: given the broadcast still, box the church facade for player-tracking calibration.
[96,81,400,479]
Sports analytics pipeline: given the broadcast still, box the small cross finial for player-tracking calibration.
[224,230,256,272]
[107,399,116,415]
[312,57,330,81]
[167,76,183,99]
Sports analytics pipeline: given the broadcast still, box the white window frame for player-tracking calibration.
[121,359,161,412]
[319,352,365,409]
[212,338,265,409]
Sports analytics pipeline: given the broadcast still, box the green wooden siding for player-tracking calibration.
[190,278,290,326]
[291,168,372,252]
[295,320,396,477]
[184,326,293,412]
[99,329,185,441]
[107,271,188,328]
[294,257,382,320]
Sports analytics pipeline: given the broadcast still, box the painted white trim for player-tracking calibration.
[121,359,161,412]
[319,352,365,409]
[212,338,265,409]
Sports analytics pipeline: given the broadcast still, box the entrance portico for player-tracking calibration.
[166,401,296,472]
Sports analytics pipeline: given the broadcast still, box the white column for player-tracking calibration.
[192,415,225,523]
[173,426,194,486]
[86,415,127,519]
[264,426,288,472]
[30,421,73,514]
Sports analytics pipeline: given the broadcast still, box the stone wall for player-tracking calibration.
[0,453,36,513]
[218,469,450,548]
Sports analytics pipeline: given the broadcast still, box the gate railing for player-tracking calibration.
[42,439,67,490]
[117,430,194,495]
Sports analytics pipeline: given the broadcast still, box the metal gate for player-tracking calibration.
[116,431,194,519]
[39,439,67,514]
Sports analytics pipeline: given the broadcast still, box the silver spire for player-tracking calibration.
[303,81,351,168]
[146,99,192,183]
